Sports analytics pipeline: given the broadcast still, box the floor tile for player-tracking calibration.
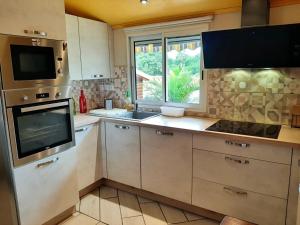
[80,189,100,220]
[59,213,98,225]
[160,204,187,224]
[100,197,122,225]
[178,219,219,225]
[184,211,205,221]
[137,196,154,204]
[140,202,167,225]
[123,216,145,225]
[118,190,142,218]
[100,186,118,199]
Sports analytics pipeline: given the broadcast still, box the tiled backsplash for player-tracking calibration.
[71,66,128,112]
[72,66,300,125]
[207,69,300,125]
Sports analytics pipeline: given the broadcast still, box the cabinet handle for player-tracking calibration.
[24,29,47,37]
[115,125,130,130]
[75,127,88,133]
[156,130,173,136]
[223,186,248,196]
[225,156,249,165]
[225,140,250,148]
[93,74,104,78]
[36,157,59,168]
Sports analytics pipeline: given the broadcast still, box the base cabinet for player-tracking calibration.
[192,178,287,225]
[13,149,78,225]
[106,122,141,188]
[75,123,103,191]
[141,127,192,203]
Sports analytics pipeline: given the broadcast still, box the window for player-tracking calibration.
[131,34,205,110]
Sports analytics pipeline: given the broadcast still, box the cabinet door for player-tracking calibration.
[141,127,193,203]
[66,14,82,80]
[78,17,111,79]
[13,149,78,225]
[106,122,140,188]
[0,0,66,40]
[75,123,103,191]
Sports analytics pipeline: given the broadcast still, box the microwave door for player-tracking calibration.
[6,100,75,167]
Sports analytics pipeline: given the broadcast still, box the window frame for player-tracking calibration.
[129,33,207,112]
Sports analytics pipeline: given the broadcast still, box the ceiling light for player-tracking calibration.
[140,0,149,5]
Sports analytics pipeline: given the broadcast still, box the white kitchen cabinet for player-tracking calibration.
[141,127,193,203]
[193,149,290,199]
[66,15,111,80]
[65,14,82,80]
[13,149,78,225]
[78,17,111,80]
[192,178,287,225]
[106,122,140,188]
[75,123,104,191]
[0,0,66,40]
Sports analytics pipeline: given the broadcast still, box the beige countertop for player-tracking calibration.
[73,113,300,148]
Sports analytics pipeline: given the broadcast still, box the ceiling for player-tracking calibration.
[65,0,300,28]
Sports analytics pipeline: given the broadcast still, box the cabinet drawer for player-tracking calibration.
[192,178,286,225]
[14,150,78,225]
[193,149,290,199]
[193,134,292,164]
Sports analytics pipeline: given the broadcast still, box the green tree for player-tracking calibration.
[167,67,198,103]
[136,52,162,76]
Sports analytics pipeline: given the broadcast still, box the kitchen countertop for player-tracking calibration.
[74,113,300,148]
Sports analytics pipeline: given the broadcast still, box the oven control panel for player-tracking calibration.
[4,86,72,107]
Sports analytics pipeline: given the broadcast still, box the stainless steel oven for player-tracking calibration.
[4,86,75,167]
[0,34,69,90]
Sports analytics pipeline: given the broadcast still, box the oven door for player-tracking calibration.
[6,100,75,167]
[0,34,69,90]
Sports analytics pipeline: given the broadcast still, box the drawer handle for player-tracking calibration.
[24,29,47,37]
[115,125,130,130]
[156,130,173,136]
[225,156,249,165]
[223,186,248,196]
[36,157,59,168]
[225,140,250,148]
[93,74,104,78]
[75,127,88,133]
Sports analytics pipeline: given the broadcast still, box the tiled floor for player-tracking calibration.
[60,186,219,225]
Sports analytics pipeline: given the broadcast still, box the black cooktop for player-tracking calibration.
[206,120,281,139]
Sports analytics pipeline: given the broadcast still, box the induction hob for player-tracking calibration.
[206,120,281,139]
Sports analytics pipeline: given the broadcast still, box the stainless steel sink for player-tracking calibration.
[116,111,159,120]
[90,110,159,121]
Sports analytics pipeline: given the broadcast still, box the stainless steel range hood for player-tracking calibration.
[241,0,270,27]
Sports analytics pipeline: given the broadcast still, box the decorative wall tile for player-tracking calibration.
[219,92,235,107]
[71,66,129,112]
[207,68,300,125]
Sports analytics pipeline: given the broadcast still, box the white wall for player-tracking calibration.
[113,4,300,66]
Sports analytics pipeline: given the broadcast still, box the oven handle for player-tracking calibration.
[21,101,69,113]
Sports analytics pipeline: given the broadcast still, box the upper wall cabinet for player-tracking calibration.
[66,14,112,80]
[0,0,66,40]
[65,15,82,80]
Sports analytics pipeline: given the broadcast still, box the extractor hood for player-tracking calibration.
[202,0,300,69]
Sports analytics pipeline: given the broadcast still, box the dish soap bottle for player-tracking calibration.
[79,89,87,113]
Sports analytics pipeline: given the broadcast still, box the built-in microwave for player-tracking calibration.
[0,34,69,90]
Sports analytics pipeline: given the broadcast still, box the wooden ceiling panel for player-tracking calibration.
[64,0,300,28]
